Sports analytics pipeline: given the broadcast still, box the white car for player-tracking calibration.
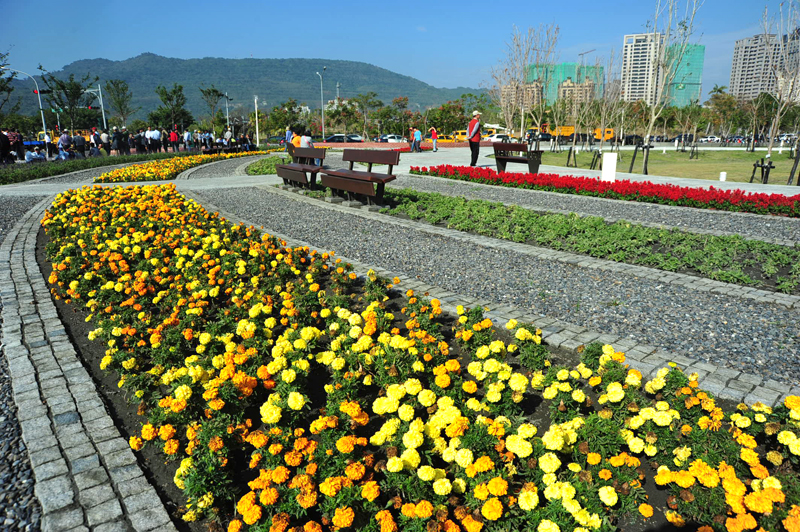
[484,133,510,142]
[383,134,406,143]
[699,136,721,143]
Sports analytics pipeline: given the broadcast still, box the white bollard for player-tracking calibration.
[662,148,666,154]
[601,152,617,182]
[720,172,727,182]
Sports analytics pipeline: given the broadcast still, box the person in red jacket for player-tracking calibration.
[468,110,481,166]
[169,129,180,152]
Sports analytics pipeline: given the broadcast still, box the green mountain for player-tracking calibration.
[12,53,481,120]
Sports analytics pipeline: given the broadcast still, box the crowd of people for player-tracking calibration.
[1,125,256,165]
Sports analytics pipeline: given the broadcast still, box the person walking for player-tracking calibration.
[468,110,482,166]
[120,127,131,155]
[413,127,422,152]
[429,126,438,152]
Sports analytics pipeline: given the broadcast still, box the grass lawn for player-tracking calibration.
[539,148,799,183]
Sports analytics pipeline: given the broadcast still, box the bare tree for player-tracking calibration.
[595,51,624,151]
[639,0,704,174]
[762,3,800,156]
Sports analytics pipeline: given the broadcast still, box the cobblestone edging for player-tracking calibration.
[0,199,176,532]
[184,186,799,408]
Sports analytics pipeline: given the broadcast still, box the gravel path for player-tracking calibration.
[186,155,269,179]
[390,174,800,244]
[0,194,48,532]
[192,186,800,387]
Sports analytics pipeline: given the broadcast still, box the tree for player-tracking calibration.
[760,4,800,156]
[521,24,561,149]
[351,92,382,139]
[0,51,20,116]
[39,68,98,130]
[428,100,467,137]
[104,79,139,126]
[704,86,741,144]
[148,106,194,130]
[639,0,703,174]
[199,85,225,135]
[595,51,625,151]
[154,83,189,130]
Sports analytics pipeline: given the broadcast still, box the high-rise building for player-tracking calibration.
[557,77,596,112]
[730,33,800,100]
[621,33,664,106]
[666,44,705,107]
[526,63,604,104]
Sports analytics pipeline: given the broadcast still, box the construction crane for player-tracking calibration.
[577,49,596,81]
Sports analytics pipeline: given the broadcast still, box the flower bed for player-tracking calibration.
[93,151,267,183]
[410,165,800,218]
[43,184,800,532]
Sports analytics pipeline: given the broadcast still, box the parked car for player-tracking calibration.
[383,134,406,143]
[699,136,721,143]
[484,134,510,143]
[324,134,348,143]
[267,136,285,145]
[425,134,456,143]
[346,134,363,142]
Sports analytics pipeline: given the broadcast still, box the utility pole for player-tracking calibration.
[336,82,340,100]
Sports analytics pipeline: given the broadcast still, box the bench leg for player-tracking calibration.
[496,160,506,173]
[374,183,386,206]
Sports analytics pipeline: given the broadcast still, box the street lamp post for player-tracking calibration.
[3,67,47,138]
[254,95,260,147]
[225,92,233,130]
[84,85,108,130]
[316,66,326,139]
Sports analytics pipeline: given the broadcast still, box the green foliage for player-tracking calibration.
[153,83,192,129]
[0,152,197,185]
[245,156,281,175]
[104,79,139,126]
[384,189,800,294]
[0,51,20,115]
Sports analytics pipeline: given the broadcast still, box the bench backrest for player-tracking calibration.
[292,147,326,165]
[342,149,401,174]
[493,142,528,154]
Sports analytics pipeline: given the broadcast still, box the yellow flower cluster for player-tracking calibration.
[94,151,265,182]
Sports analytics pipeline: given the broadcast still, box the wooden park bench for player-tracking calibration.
[493,142,543,174]
[275,147,327,189]
[319,149,400,205]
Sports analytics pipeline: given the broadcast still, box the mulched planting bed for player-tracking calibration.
[37,184,800,532]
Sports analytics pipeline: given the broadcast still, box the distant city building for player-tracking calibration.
[557,76,596,111]
[526,63,604,105]
[730,32,800,100]
[621,33,664,106]
[501,81,544,110]
[666,44,705,107]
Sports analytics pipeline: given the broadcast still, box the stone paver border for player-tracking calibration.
[0,198,176,532]
[184,184,799,407]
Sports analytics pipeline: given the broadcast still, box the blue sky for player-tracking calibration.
[1,0,785,102]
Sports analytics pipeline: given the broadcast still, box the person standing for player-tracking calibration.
[0,128,12,164]
[468,110,482,166]
[284,126,292,151]
[44,132,54,158]
[73,131,87,157]
[120,127,131,155]
[169,129,180,152]
[429,126,438,152]
[223,127,232,147]
[100,129,110,154]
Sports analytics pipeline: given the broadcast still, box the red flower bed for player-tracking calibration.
[391,145,433,152]
[410,164,800,217]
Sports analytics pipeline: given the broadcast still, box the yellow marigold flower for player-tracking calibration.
[361,481,380,502]
[129,436,143,451]
[481,498,503,521]
[537,519,560,532]
[487,477,508,496]
[639,503,654,518]
[414,500,434,519]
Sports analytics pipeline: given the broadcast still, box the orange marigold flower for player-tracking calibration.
[259,487,279,506]
[639,503,653,518]
[284,450,303,467]
[415,500,434,519]
[271,466,290,484]
[599,469,612,481]
[228,520,243,532]
[208,436,224,452]
[129,436,143,451]
[163,438,179,455]
[401,503,416,518]
[361,480,380,502]
[462,381,478,394]
[345,462,365,481]
[141,424,157,441]
[159,424,176,441]
[587,452,602,465]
